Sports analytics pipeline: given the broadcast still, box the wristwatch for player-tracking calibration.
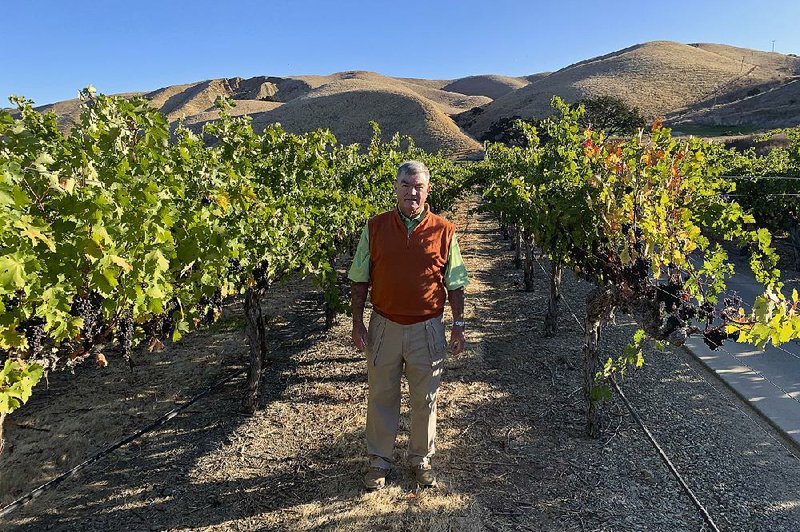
[453,320,466,328]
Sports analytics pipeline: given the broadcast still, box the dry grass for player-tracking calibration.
[671,78,800,129]
[27,41,800,155]
[442,75,529,100]
[3,198,800,531]
[466,41,800,137]
[249,77,482,156]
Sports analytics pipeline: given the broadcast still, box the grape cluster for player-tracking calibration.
[22,318,46,357]
[117,312,134,361]
[195,288,223,326]
[656,281,682,312]
[70,292,104,347]
[161,299,180,338]
[253,260,270,289]
[141,300,178,343]
[703,328,736,351]
[227,259,244,276]
[3,296,20,313]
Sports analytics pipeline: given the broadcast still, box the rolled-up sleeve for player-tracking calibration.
[444,234,469,291]
[347,224,371,283]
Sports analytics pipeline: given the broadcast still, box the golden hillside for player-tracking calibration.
[441,75,529,100]
[671,78,800,129]
[24,41,800,155]
[246,77,482,156]
[465,41,800,138]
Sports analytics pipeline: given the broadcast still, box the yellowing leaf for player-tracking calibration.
[59,177,76,193]
[108,255,133,273]
[214,193,231,211]
[20,227,56,252]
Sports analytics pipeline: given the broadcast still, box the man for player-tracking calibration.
[349,160,469,490]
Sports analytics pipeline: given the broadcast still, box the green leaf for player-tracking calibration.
[0,254,26,291]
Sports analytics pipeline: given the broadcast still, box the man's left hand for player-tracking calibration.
[449,326,466,355]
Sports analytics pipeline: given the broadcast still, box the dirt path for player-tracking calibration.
[2,198,800,531]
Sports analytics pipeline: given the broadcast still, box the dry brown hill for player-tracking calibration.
[441,75,529,100]
[671,78,800,129]
[465,41,800,138]
[32,72,488,154]
[27,41,800,156]
[246,77,482,156]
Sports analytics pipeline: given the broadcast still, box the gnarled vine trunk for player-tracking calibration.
[242,286,269,414]
[543,261,562,337]
[512,225,523,269]
[523,232,535,292]
[583,287,616,438]
[500,213,510,241]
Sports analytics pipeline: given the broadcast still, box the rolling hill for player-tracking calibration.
[20,41,800,157]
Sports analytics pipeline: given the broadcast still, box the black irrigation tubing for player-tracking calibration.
[720,175,800,180]
[610,377,721,532]
[0,366,247,519]
[504,222,722,530]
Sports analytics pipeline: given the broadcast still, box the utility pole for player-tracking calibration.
[772,40,776,53]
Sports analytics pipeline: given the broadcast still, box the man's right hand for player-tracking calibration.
[352,321,368,351]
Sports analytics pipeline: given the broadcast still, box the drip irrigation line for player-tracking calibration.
[720,175,800,181]
[505,222,721,529]
[527,248,586,333]
[610,378,722,532]
[726,194,800,197]
[0,367,246,519]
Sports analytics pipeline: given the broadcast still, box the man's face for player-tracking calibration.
[395,172,430,218]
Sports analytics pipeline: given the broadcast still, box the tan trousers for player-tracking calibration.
[366,312,448,469]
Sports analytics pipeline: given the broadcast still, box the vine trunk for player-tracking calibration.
[583,287,616,438]
[543,262,562,336]
[523,232,535,292]
[242,286,269,414]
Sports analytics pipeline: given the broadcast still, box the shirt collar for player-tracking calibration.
[396,203,428,224]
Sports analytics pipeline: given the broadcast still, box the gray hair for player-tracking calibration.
[396,160,430,182]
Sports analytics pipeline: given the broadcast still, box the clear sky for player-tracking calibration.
[5,0,800,105]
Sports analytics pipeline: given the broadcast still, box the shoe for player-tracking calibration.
[412,463,437,488]
[363,467,389,490]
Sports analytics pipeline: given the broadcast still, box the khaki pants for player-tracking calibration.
[366,312,448,469]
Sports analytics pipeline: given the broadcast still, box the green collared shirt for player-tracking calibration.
[347,205,469,291]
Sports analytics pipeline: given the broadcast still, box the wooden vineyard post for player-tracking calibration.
[0,412,5,455]
[242,286,269,415]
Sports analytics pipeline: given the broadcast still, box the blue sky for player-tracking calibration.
[5,0,800,105]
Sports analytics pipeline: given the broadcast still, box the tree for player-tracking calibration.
[480,116,550,148]
[577,95,646,137]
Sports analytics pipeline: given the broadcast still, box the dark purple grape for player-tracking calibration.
[117,312,133,362]
[22,318,46,357]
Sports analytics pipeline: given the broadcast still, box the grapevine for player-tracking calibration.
[478,97,800,435]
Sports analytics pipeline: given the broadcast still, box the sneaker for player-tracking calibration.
[412,463,437,488]
[363,467,389,490]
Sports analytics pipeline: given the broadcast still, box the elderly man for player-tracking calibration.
[349,160,469,490]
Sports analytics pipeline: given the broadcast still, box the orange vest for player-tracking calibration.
[368,207,455,325]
